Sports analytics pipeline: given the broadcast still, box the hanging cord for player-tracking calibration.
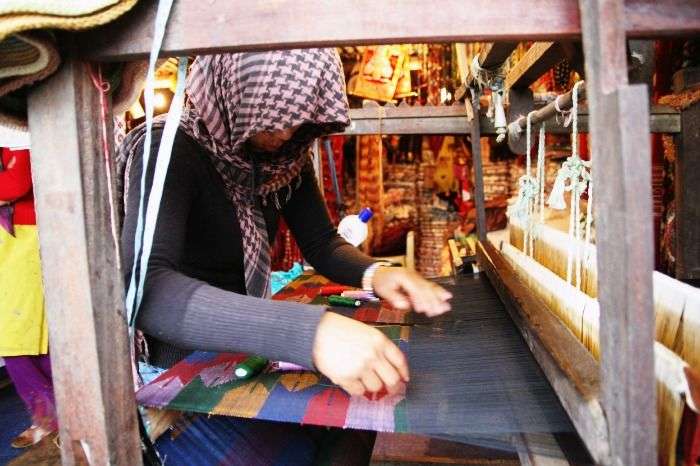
[125,0,177,331]
[507,111,539,257]
[536,121,546,226]
[88,63,121,269]
[546,81,590,288]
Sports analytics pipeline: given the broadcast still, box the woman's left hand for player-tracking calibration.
[372,267,452,317]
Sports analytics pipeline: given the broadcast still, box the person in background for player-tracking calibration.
[0,147,56,448]
[119,49,452,464]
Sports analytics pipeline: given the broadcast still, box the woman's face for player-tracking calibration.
[248,126,300,153]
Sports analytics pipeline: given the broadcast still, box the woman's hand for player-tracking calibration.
[0,200,8,206]
[372,267,452,317]
[312,312,409,396]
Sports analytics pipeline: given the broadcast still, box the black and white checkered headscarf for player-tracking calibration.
[119,49,350,297]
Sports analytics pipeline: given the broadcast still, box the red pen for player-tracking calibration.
[319,285,347,296]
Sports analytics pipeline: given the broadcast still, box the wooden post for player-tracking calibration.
[27,57,142,465]
[579,1,657,465]
[675,68,700,281]
[470,96,487,241]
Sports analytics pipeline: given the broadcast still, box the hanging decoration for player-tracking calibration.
[547,81,591,289]
[349,45,408,103]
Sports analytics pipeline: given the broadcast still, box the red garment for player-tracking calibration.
[0,147,36,225]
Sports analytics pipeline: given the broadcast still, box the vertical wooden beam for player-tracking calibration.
[579,1,657,465]
[27,57,141,465]
[675,69,700,281]
[470,97,487,241]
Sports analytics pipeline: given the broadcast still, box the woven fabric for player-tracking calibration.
[271,271,415,324]
[0,0,137,42]
[0,0,137,130]
[119,49,350,298]
[0,32,59,97]
[137,326,409,431]
[0,0,118,17]
[137,274,573,438]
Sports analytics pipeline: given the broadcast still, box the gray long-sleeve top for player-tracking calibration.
[121,129,375,369]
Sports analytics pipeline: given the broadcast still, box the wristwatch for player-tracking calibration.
[361,262,392,292]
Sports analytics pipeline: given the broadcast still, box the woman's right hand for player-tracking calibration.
[312,312,409,397]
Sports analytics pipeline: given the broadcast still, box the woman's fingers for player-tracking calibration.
[360,371,383,394]
[372,267,453,317]
[379,285,411,310]
[400,275,450,316]
[383,341,410,382]
[312,313,411,397]
[373,358,403,394]
[339,379,366,397]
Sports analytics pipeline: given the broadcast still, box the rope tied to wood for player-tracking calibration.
[546,81,590,288]
[508,111,543,256]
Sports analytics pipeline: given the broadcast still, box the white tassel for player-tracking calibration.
[548,171,568,210]
[493,90,508,143]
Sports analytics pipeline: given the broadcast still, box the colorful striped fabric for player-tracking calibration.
[271,271,418,324]
[137,273,574,439]
[137,326,410,432]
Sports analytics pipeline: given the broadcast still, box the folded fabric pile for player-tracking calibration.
[0,0,139,131]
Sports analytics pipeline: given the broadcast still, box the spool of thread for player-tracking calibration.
[271,361,307,372]
[235,355,269,379]
[328,295,362,307]
[319,285,348,296]
[341,290,379,301]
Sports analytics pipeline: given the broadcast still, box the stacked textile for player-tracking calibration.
[0,0,139,130]
[416,163,460,277]
[375,163,418,256]
[356,135,384,253]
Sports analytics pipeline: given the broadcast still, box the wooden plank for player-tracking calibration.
[505,42,565,90]
[676,74,700,280]
[27,58,141,465]
[480,42,520,69]
[476,240,609,464]
[470,98,487,241]
[79,0,700,61]
[455,42,520,102]
[580,1,658,465]
[341,100,680,136]
[514,433,571,466]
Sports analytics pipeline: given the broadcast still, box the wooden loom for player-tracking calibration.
[21,1,700,465]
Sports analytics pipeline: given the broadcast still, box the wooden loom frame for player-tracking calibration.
[23,1,699,465]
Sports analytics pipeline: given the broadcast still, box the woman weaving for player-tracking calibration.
[120,49,452,464]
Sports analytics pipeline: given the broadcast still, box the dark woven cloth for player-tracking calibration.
[118,48,350,297]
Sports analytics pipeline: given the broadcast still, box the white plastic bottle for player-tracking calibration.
[338,207,373,247]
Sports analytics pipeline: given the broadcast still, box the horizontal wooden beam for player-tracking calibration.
[506,42,565,89]
[454,42,520,101]
[80,0,700,61]
[336,103,679,135]
[477,240,609,464]
[480,42,520,69]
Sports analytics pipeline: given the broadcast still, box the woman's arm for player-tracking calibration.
[281,163,376,287]
[0,148,32,202]
[122,134,325,368]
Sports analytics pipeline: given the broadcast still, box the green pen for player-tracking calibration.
[328,295,362,307]
[235,355,269,379]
